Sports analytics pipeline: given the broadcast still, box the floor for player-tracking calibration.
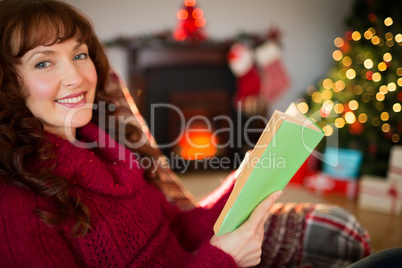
[179,170,402,253]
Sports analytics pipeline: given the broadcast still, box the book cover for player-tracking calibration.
[214,103,324,236]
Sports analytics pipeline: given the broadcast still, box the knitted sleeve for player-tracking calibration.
[167,172,237,251]
[185,240,238,268]
[0,184,80,267]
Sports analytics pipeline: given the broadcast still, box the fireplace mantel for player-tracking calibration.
[129,45,229,69]
[127,43,231,114]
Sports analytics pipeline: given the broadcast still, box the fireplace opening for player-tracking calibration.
[177,120,218,161]
[169,90,231,161]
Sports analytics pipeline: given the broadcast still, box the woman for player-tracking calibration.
[0,0,371,267]
[0,0,281,266]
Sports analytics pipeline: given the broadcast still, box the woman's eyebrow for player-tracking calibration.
[73,42,85,50]
[26,50,55,62]
[26,43,86,62]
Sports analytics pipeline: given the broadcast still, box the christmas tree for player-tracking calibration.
[300,0,402,176]
[173,0,206,42]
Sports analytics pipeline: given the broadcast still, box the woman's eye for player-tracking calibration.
[74,53,88,61]
[35,61,51,69]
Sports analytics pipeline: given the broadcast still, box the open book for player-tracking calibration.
[214,103,324,236]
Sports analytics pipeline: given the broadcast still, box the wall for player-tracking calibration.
[65,0,353,112]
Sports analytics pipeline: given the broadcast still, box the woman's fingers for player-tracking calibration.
[245,190,282,229]
[210,190,282,267]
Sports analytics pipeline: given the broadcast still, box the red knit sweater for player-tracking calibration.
[0,123,237,267]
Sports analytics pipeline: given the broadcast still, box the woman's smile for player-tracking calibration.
[55,91,87,108]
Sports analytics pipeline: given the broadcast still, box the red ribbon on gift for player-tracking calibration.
[389,165,402,177]
[388,183,399,214]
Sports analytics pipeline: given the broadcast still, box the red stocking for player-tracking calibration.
[254,41,290,102]
[227,43,261,109]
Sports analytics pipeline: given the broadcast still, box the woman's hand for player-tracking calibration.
[210,190,282,267]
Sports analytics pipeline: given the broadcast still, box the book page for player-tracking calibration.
[285,103,321,132]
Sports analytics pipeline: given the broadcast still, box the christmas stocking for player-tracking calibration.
[227,43,261,109]
[254,41,290,102]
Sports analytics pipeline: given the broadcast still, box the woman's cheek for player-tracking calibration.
[26,74,59,100]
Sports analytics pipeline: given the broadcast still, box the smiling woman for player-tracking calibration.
[0,0,111,238]
[16,40,97,140]
[0,0,273,266]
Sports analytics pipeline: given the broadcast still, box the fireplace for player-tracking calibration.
[128,43,238,168]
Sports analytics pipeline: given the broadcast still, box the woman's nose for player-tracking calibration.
[61,62,83,88]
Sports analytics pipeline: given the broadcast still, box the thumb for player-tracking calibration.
[245,190,282,228]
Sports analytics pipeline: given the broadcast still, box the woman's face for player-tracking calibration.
[16,38,97,140]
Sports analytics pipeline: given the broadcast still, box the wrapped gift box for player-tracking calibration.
[358,175,402,215]
[304,172,357,199]
[322,147,363,180]
[388,146,402,182]
[289,155,320,185]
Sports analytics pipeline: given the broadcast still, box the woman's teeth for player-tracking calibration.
[56,94,84,104]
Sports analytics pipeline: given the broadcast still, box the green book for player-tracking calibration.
[213,103,324,236]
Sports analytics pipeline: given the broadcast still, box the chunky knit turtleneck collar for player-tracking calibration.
[45,123,145,196]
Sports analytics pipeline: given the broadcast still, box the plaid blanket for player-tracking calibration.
[255,203,372,267]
